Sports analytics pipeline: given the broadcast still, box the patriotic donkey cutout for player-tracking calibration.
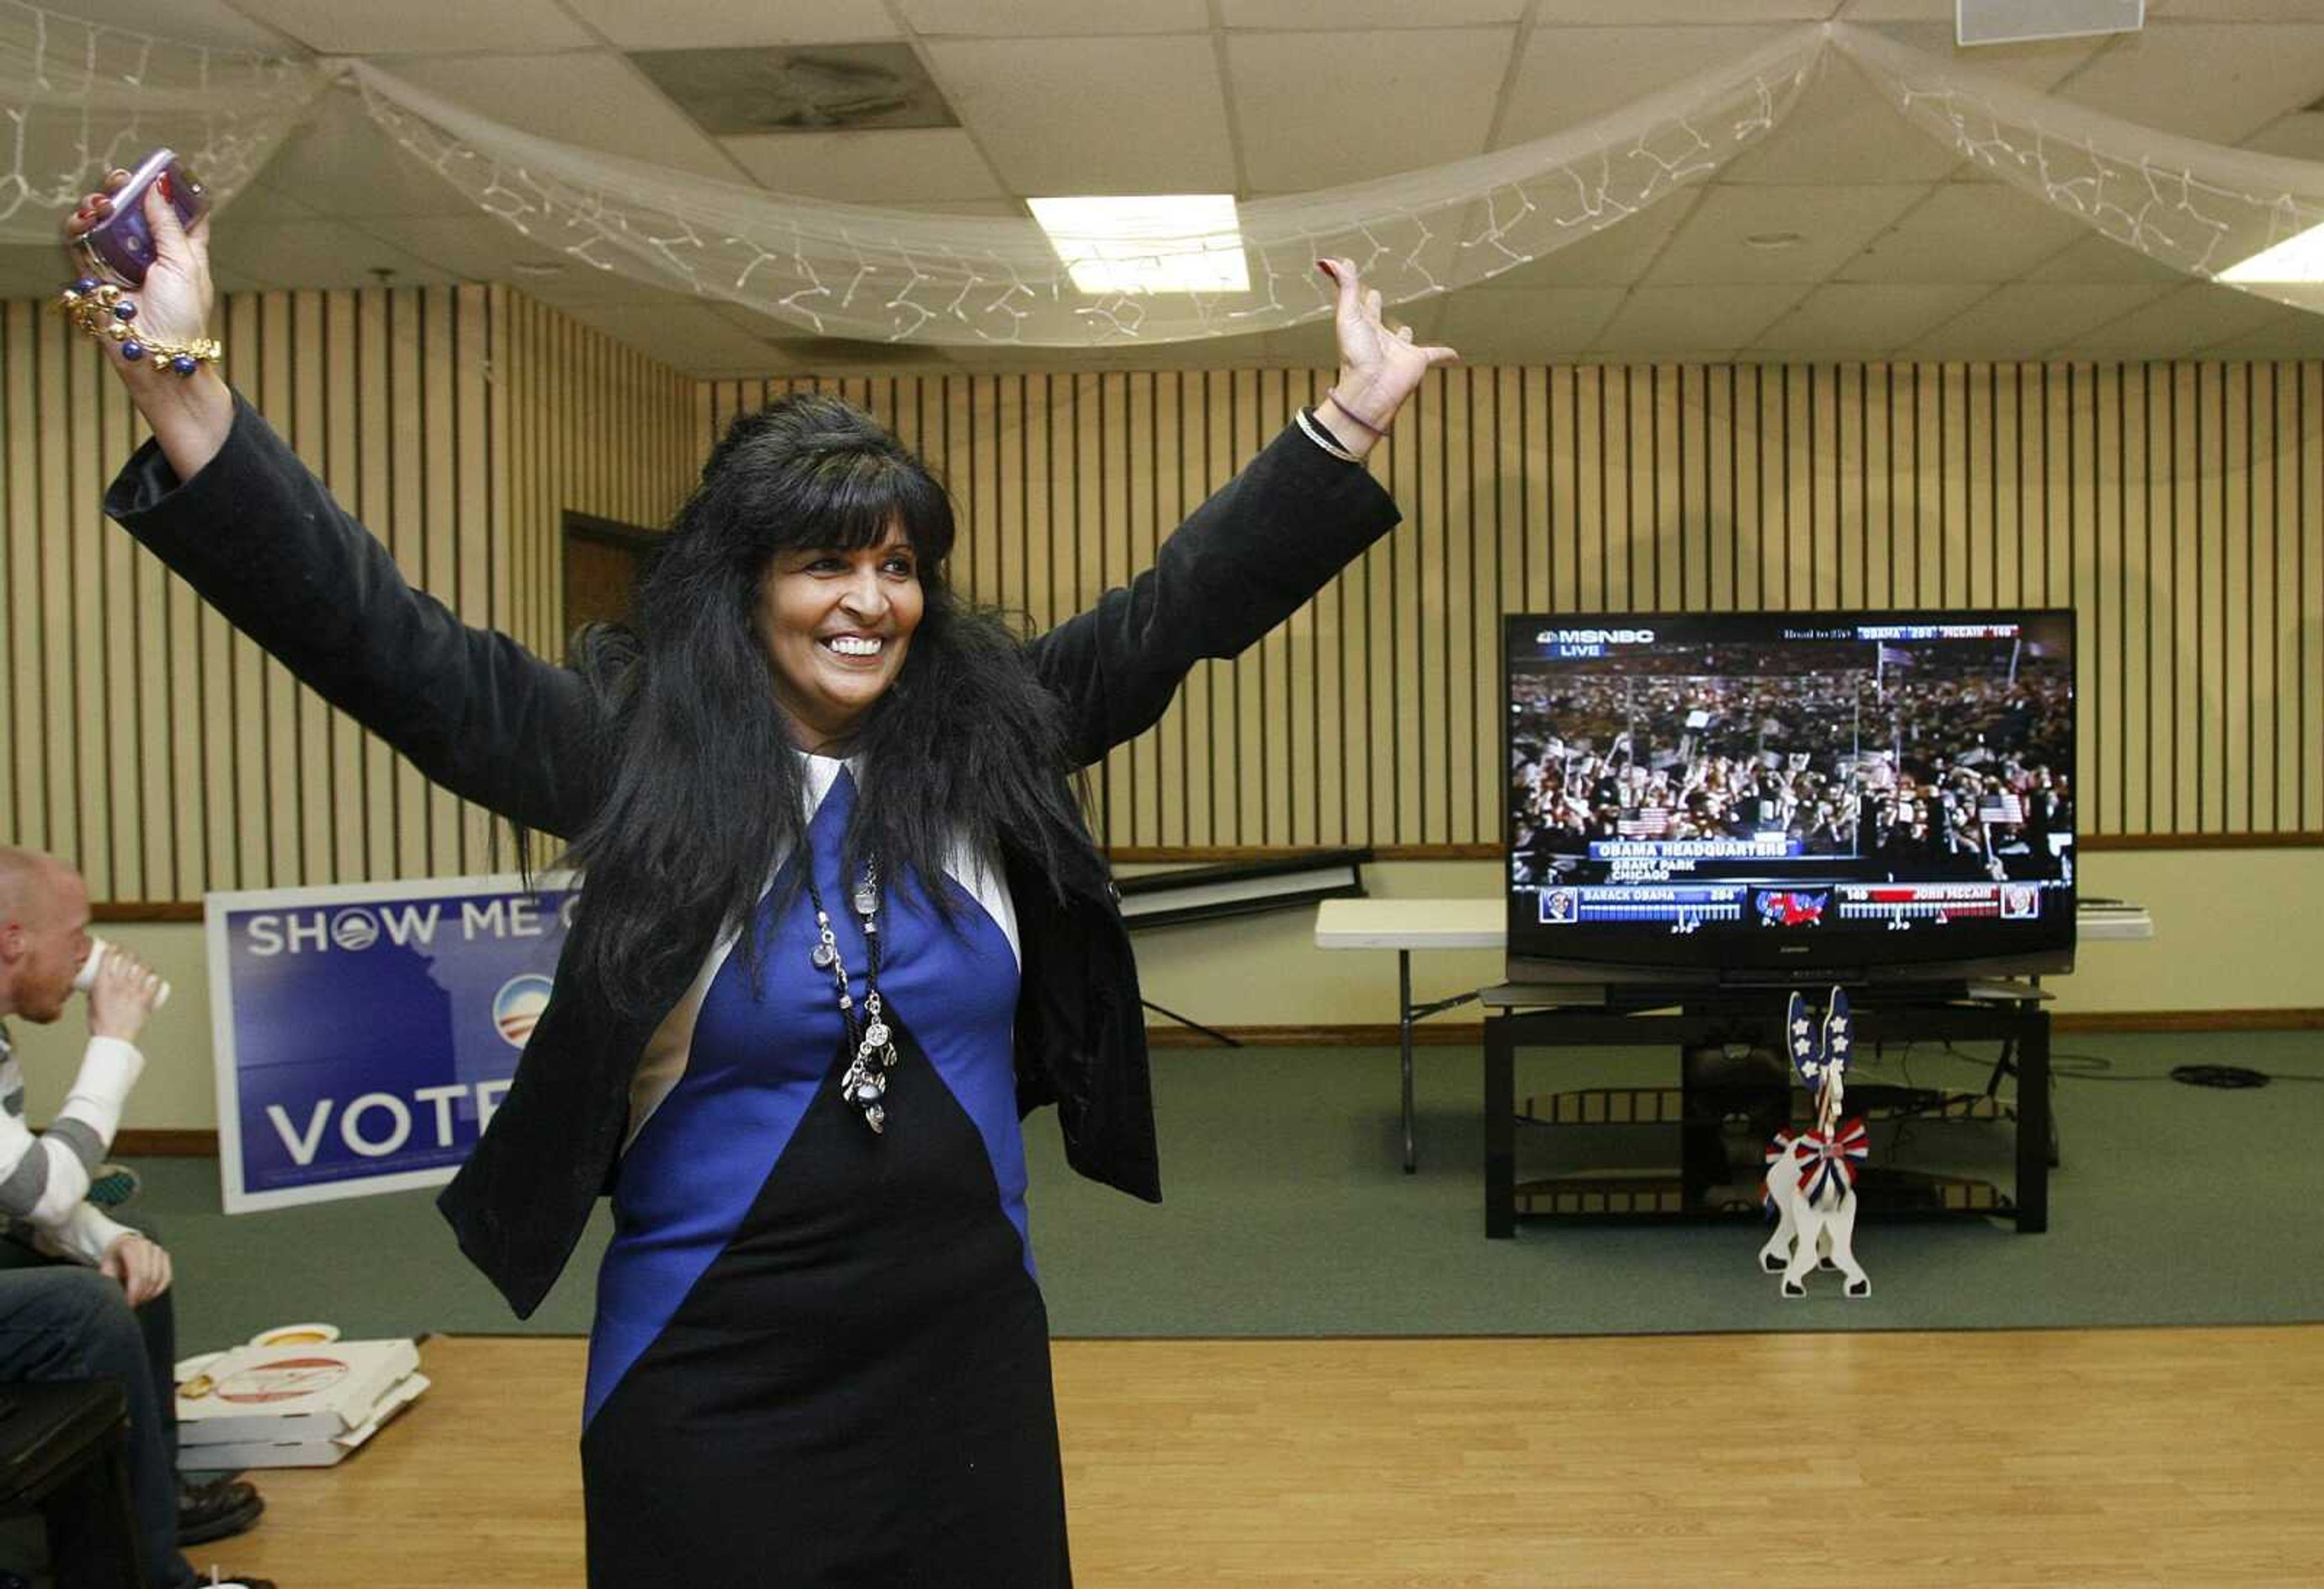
[1756,987,1873,1299]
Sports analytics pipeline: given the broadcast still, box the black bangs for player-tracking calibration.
[762,443,956,566]
[691,393,957,574]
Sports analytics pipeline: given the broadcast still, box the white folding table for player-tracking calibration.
[1314,896,2153,1173]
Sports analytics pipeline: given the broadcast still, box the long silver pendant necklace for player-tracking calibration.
[806,860,899,1133]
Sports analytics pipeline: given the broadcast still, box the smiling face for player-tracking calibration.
[755,520,925,749]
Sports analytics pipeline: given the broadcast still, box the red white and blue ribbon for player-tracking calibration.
[1791,1118,1869,1204]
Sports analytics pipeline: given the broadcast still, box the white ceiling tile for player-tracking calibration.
[205,218,450,290]
[2150,0,2324,18]
[222,0,594,54]
[1844,19,2112,90]
[223,182,323,225]
[1834,185,2093,281]
[248,89,480,220]
[2241,111,2324,160]
[2053,22,2324,142]
[1535,1,1829,19]
[1224,0,1526,24]
[51,0,300,50]
[1644,184,1929,283]
[378,54,747,183]
[2198,303,2324,358]
[1719,50,1965,184]
[2052,280,2286,356]
[1230,29,1514,191]
[343,216,678,300]
[1897,283,2173,356]
[557,301,796,376]
[723,130,1005,203]
[559,0,900,49]
[2024,231,2207,283]
[1591,283,1814,352]
[1498,27,1797,145]
[1833,0,1953,16]
[1750,282,1991,352]
[899,0,1210,34]
[922,37,1236,192]
[1437,286,1628,357]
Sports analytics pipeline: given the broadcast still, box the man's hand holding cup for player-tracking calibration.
[73,939,169,1043]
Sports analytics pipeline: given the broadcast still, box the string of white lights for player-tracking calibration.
[1830,22,2324,315]
[344,27,1826,347]
[6,3,2322,337]
[0,0,324,238]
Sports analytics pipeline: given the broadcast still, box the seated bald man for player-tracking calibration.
[0,846,274,1589]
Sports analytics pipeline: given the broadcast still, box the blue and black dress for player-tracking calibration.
[580,756,1066,1585]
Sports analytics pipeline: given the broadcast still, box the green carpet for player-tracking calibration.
[118,1030,2324,1358]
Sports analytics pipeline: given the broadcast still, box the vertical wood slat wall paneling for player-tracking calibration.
[453,286,490,873]
[2226,364,2250,833]
[1441,367,1471,845]
[290,292,328,887]
[2075,364,2104,837]
[67,298,105,895]
[421,287,458,877]
[43,306,78,883]
[1,306,22,856]
[2294,365,2316,833]
[2306,363,2323,833]
[2170,364,2196,833]
[0,287,689,900]
[257,290,297,890]
[10,346,2320,903]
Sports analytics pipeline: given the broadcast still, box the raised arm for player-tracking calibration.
[1026,258,1456,765]
[69,172,602,837]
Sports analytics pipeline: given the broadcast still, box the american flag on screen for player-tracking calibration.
[1618,808,1673,837]
[1980,793,2025,824]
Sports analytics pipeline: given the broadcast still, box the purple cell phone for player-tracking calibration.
[71,148,209,289]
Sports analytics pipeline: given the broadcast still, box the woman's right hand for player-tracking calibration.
[65,169,217,365]
[63,168,230,474]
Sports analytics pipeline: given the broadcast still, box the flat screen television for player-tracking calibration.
[1505,609,2075,989]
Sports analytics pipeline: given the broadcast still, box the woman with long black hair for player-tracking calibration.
[70,171,1454,1586]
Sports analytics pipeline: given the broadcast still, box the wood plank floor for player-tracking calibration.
[205,1327,2324,1588]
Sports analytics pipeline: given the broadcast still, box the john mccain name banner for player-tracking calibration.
[205,875,576,1213]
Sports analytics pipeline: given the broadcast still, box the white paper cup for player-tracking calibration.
[73,935,171,1010]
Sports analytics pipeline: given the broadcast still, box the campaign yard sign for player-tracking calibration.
[206,876,576,1213]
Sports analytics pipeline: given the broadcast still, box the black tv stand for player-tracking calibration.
[1479,980,2050,1237]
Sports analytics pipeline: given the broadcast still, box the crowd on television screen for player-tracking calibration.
[1507,644,2073,886]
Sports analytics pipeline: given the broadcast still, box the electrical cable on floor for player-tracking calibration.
[2168,1064,2274,1089]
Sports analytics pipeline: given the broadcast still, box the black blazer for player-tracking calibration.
[107,397,1401,1316]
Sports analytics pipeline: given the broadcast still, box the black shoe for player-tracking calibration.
[178,1475,265,1545]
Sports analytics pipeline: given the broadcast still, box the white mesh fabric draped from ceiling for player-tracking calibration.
[0,0,323,240]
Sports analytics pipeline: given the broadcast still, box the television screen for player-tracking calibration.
[1505,609,2075,987]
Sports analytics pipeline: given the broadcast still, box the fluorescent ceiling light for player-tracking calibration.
[1028,194,1249,295]
[2219,220,2324,285]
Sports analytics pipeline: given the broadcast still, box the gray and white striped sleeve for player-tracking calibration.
[0,1035,145,1232]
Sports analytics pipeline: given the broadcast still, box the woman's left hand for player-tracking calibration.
[1316,257,1458,454]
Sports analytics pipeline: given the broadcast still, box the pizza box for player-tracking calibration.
[176,1337,422,1447]
[179,1372,430,1470]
